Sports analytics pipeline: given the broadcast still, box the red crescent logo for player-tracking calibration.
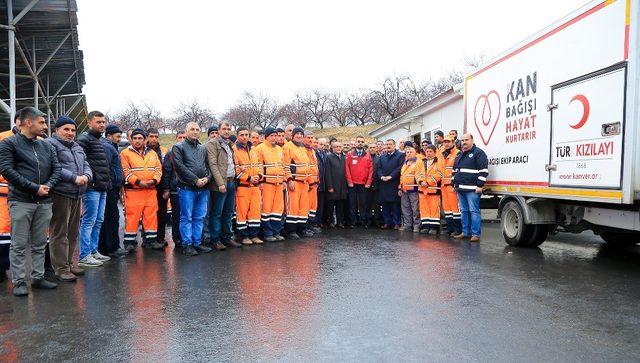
[569,94,589,129]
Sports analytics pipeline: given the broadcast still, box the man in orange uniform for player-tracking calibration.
[283,127,311,240]
[417,144,443,234]
[233,127,263,245]
[398,142,421,232]
[0,117,20,281]
[120,129,163,250]
[441,135,462,236]
[253,127,285,242]
[304,131,320,235]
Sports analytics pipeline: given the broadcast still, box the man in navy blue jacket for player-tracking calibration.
[452,134,488,242]
[98,125,126,257]
[377,139,405,229]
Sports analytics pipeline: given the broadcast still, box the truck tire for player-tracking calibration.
[600,232,639,246]
[528,225,549,246]
[501,201,534,246]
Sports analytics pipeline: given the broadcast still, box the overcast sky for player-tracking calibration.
[77,0,589,116]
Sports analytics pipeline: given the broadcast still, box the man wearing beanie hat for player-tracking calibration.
[282,127,311,240]
[45,116,93,281]
[77,111,111,268]
[208,125,218,140]
[98,124,127,257]
[253,126,286,241]
[120,127,163,251]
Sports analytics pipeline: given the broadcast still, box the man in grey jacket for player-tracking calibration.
[45,116,92,282]
[0,107,61,296]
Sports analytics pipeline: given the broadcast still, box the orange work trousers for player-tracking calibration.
[236,185,261,238]
[441,185,461,233]
[286,181,309,233]
[419,192,441,231]
[124,188,158,245]
[307,184,318,226]
[261,182,284,237]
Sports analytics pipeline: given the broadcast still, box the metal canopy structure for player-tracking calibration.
[0,0,86,132]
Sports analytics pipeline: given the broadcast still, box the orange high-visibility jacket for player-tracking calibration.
[399,159,421,192]
[441,148,459,186]
[283,141,310,183]
[254,142,285,184]
[417,157,443,194]
[233,142,262,186]
[0,129,16,195]
[120,146,162,188]
[306,147,319,185]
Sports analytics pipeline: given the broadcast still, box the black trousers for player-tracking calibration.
[315,191,326,226]
[169,192,181,246]
[348,185,368,226]
[157,188,168,243]
[99,187,121,254]
[0,243,9,271]
[327,199,346,225]
[366,188,382,226]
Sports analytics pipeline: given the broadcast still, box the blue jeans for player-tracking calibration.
[457,191,481,236]
[208,180,236,243]
[348,185,367,226]
[178,188,209,247]
[79,190,106,259]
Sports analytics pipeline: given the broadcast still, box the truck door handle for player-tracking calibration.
[545,164,557,171]
[547,103,558,111]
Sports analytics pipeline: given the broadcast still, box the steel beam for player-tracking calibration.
[33,37,38,108]
[0,99,10,114]
[36,32,71,76]
[14,39,49,107]
[12,0,39,25]
[0,72,32,79]
[64,95,83,116]
[50,70,77,100]
[8,0,16,126]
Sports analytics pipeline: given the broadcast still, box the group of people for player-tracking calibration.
[0,106,488,297]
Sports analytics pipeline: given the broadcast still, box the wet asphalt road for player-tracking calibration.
[0,224,639,362]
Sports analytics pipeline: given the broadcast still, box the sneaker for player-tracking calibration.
[13,282,28,297]
[31,278,58,289]
[470,235,481,242]
[78,255,103,267]
[303,230,314,237]
[109,248,128,257]
[70,267,85,276]
[264,236,276,242]
[241,238,253,245]
[182,245,198,256]
[275,235,285,241]
[56,272,77,282]
[288,233,300,240]
[92,252,111,262]
[251,237,264,244]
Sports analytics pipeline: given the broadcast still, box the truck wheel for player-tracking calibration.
[501,201,534,246]
[600,232,639,246]
[528,225,549,246]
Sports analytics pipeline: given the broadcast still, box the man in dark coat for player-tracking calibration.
[324,141,348,228]
[377,139,405,229]
[314,138,327,230]
[366,142,382,227]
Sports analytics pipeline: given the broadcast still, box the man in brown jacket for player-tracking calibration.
[205,121,241,249]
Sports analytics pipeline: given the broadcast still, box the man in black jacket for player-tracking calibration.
[0,107,61,296]
[76,111,111,267]
[162,131,186,249]
[173,122,212,256]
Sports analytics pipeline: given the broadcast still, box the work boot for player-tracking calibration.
[227,240,242,248]
[303,230,314,238]
[13,282,28,297]
[288,233,300,240]
[213,242,227,251]
[453,234,469,240]
[70,267,85,276]
[470,235,481,242]
[31,278,58,290]
[275,235,285,241]
[336,224,345,229]
[194,245,212,253]
[182,245,198,256]
[380,224,390,229]
[420,228,429,234]
[264,236,277,242]
[251,237,264,244]
[151,241,165,250]
[125,244,137,253]
[56,272,77,282]
[241,238,253,246]
[312,226,322,234]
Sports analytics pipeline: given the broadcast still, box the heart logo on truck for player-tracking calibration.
[473,90,501,146]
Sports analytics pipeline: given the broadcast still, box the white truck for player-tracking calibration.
[465,0,640,246]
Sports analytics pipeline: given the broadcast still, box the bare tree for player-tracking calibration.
[171,99,216,132]
[116,101,165,131]
[370,75,420,123]
[222,92,279,130]
[295,89,332,129]
[346,91,376,125]
[277,100,308,128]
[328,92,352,127]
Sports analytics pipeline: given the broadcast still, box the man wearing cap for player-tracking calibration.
[282,126,312,240]
[206,121,241,249]
[208,125,219,140]
[440,135,462,236]
[0,113,21,282]
[233,127,263,245]
[99,124,127,256]
[45,116,93,282]
[77,111,111,267]
[253,127,286,242]
[120,129,163,250]
[0,107,61,296]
